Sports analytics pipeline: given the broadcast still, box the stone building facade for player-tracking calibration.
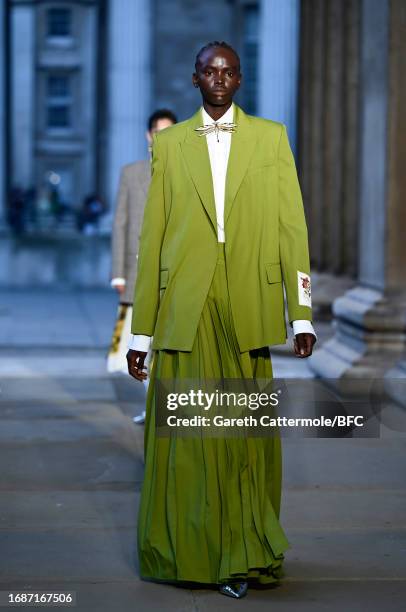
[0,0,300,224]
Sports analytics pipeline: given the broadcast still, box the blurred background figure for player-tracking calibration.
[78,193,106,235]
[24,186,38,229]
[7,186,25,235]
[107,109,177,424]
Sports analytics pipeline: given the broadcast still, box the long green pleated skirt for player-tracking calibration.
[137,243,290,585]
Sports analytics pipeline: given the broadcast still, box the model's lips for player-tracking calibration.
[213,89,227,93]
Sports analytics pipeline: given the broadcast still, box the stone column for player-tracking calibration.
[383,0,406,406]
[323,0,344,273]
[106,0,151,217]
[258,0,300,154]
[81,4,98,196]
[298,0,326,266]
[11,0,35,188]
[297,0,360,276]
[310,0,406,381]
[0,0,6,225]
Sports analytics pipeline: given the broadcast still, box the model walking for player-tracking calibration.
[127,41,316,598]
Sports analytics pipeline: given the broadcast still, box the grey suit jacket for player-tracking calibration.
[111,159,151,303]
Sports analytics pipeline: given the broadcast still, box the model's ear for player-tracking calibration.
[192,73,199,88]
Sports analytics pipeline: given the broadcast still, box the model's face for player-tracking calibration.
[146,117,175,144]
[192,47,241,106]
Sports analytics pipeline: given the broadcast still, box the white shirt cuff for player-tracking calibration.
[127,333,151,352]
[111,277,126,287]
[292,320,317,339]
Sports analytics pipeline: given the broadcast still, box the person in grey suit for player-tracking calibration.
[111,109,178,301]
[109,109,177,423]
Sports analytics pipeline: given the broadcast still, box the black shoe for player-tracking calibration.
[219,581,248,599]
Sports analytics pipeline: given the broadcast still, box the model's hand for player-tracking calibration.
[293,332,316,358]
[127,349,148,381]
[115,284,125,295]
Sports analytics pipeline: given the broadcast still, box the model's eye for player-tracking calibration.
[227,72,234,77]
[205,70,213,76]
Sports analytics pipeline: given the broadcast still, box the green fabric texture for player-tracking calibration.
[137,244,291,585]
[131,103,313,352]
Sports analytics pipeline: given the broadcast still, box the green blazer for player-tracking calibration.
[131,103,313,352]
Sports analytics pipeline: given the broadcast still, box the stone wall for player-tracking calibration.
[152,0,235,121]
[0,232,112,288]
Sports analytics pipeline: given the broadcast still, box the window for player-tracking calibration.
[48,75,69,97]
[46,73,72,129]
[47,7,72,37]
[242,5,259,115]
[48,106,70,128]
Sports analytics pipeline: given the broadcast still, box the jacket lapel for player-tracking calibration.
[180,109,217,231]
[224,104,257,224]
[179,104,257,232]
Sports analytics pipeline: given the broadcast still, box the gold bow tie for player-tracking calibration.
[194,122,237,142]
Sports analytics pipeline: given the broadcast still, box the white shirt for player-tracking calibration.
[128,103,316,351]
[201,103,234,242]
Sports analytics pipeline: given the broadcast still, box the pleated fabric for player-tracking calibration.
[137,243,290,585]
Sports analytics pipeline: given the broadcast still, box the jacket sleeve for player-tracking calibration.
[111,167,128,280]
[130,133,166,335]
[278,124,313,325]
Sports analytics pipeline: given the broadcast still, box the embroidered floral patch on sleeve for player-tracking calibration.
[298,271,312,307]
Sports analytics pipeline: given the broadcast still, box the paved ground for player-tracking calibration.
[0,290,405,611]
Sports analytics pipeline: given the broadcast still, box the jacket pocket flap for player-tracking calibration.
[266,263,282,283]
[159,269,169,289]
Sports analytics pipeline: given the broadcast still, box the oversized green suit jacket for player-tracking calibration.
[131,104,313,352]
